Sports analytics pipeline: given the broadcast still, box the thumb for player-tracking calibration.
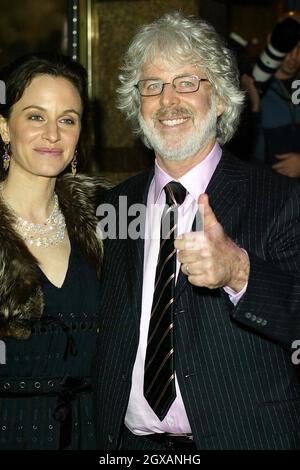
[198,193,218,231]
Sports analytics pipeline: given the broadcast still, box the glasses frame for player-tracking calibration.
[135,74,210,97]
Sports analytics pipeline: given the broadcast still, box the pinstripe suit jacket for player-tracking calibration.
[94,151,300,450]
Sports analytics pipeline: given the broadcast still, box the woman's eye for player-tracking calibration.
[28,115,43,121]
[60,118,75,125]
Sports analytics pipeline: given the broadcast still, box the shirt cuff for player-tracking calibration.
[223,283,248,306]
[223,249,249,306]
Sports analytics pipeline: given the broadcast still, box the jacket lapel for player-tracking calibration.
[126,170,154,326]
[175,151,249,297]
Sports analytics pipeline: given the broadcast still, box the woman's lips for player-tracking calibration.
[33,147,63,155]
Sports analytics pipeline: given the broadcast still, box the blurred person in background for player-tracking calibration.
[241,11,300,177]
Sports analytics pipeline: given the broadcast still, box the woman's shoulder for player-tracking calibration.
[56,173,115,214]
[56,173,111,203]
[55,174,107,278]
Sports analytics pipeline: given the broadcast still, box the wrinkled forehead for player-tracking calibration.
[140,52,206,79]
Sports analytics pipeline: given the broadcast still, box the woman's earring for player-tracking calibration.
[2,143,10,171]
[71,150,78,177]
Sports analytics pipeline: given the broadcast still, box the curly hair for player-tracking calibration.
[117,11,245,145]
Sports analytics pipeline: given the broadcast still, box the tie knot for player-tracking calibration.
[164,181,186,207]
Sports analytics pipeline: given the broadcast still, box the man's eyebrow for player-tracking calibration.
[22,105,81,117]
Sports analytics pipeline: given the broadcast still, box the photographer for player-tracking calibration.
[241,12,300,177]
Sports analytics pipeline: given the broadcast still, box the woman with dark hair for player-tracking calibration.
[0,53,106,449]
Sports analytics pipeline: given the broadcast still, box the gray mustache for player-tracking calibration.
[153,107,194,119]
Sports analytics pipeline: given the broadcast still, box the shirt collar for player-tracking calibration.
[154,142,222,203]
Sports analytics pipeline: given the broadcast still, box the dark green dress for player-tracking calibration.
[0,239,101,449]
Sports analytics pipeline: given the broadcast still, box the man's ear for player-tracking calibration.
[0,115,10,143]
[216,96,225,117]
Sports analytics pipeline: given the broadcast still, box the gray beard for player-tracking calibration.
[138,102,218,161]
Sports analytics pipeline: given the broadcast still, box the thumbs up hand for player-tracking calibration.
[174,194,249,291]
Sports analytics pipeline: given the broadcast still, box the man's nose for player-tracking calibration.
[159,82,180,107]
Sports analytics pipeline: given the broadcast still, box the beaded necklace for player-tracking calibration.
[0,185,66,247]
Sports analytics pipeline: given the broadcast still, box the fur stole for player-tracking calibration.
[0,174,107,339]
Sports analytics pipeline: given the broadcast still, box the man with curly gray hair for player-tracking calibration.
[117,11,244,149]
[95,12,300,450]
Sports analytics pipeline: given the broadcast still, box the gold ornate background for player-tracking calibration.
[79,0,201,180]
[79,0,282,181]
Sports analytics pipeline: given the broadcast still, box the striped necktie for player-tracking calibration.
[144,181,186,420]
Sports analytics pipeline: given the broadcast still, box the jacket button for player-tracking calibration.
[261,319,267,326]
[19,381,26,389]
[3,382,11,390]
[245,312,252,319]
[34,381,41,389]
[251,314,257,321]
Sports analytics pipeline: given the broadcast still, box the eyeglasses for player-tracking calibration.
[135,75,209,97]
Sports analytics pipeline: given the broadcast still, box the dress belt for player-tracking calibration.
[147,432,196,450]
[0,376,92,449]
[0,376,90,395]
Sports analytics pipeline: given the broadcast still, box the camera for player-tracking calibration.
[252,16,300,89]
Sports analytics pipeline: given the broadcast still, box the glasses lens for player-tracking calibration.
[138,79,163,96]
[173,75,199,93]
